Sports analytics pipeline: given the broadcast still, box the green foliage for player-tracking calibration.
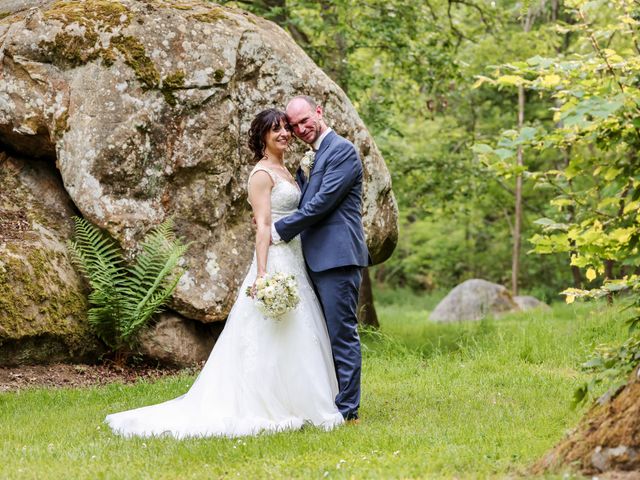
[376,208,570,301]
[475,0,640,403]
[67,217,188,359]
[223,0,592,296]
[573,334,640,406]
[564,280,640,406]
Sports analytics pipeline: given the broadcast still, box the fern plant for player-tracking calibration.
[67,217,188,363]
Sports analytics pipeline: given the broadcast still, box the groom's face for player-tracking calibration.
[286,101,322,145]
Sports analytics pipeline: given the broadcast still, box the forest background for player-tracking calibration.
[4,1,640,476]
[217,0,639,306]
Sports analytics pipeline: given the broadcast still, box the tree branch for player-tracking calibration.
[448,0,494,32]
[423,0,439,22]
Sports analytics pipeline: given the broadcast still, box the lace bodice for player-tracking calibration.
[248,165,300,221]
[246,164,307,281]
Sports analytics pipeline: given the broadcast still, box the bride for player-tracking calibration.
[105,109,344,438]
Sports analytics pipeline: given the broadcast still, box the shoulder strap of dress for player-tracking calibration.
[247,166,277,206]
[248,165,277,189]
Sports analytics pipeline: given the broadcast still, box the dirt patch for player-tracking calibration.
[0,362,201,393]
[534,375,640,476]
[599,472,640,480]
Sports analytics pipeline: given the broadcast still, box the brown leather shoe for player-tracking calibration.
[345,418,360,426]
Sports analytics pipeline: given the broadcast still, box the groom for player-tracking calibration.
[272,95,370,422]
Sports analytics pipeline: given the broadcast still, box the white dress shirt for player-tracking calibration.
[312,127,332,151]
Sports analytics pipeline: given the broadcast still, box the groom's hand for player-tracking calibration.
[252,216,274,244]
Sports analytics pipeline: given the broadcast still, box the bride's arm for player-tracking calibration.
[248,170,273,279]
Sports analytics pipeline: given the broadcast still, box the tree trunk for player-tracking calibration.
[571,261,583,288]
[357,268,379,328]
[512,84,525,296]
[512,12,533,296]
[565,155,582,288]
[552,0,577,288]
[262,0,286,24]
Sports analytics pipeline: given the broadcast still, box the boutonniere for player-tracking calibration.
[300,150,315,180]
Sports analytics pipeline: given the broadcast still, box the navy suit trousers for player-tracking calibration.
[309,266,363,420]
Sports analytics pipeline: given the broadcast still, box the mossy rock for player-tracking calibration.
[37,2,193,107]
[38,0,130,68]
[191,7,230,24]
[111,35,160,89]
[43,0,130,30]
[0,154,101,365]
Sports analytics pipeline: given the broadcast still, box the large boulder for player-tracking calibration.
[0,152,102,365]
[430,279,519,323]
[0,0,398,324]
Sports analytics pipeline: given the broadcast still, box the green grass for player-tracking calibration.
[0,293,629,479]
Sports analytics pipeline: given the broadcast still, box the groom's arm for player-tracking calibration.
[274,143,361,243]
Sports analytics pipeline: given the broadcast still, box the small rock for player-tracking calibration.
[591,445,640,472]
[138,312,222,367]
[514,295,550,311]
[430,279,519,323]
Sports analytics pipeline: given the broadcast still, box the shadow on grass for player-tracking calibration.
[361,317,499,359]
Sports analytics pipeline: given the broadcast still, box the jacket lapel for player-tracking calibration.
[300,131,336,200]
[295,168,305,190]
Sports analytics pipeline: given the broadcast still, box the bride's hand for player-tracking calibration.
[250,272,266,298]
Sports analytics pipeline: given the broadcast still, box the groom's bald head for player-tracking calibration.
[287,95,317,111]
[285,96,326,145]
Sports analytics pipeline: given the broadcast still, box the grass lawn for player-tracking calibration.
[0,293,628,479]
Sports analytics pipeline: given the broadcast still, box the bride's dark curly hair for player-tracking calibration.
[248,108,289,162]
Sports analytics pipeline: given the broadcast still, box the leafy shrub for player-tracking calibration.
[67,217,188,363]
[474,0,640,404]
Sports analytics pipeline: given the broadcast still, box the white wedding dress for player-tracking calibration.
[105,166,344,438]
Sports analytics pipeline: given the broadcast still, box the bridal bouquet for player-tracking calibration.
[245,272,300,320]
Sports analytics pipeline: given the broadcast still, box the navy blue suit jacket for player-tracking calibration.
[274,131,370,272]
